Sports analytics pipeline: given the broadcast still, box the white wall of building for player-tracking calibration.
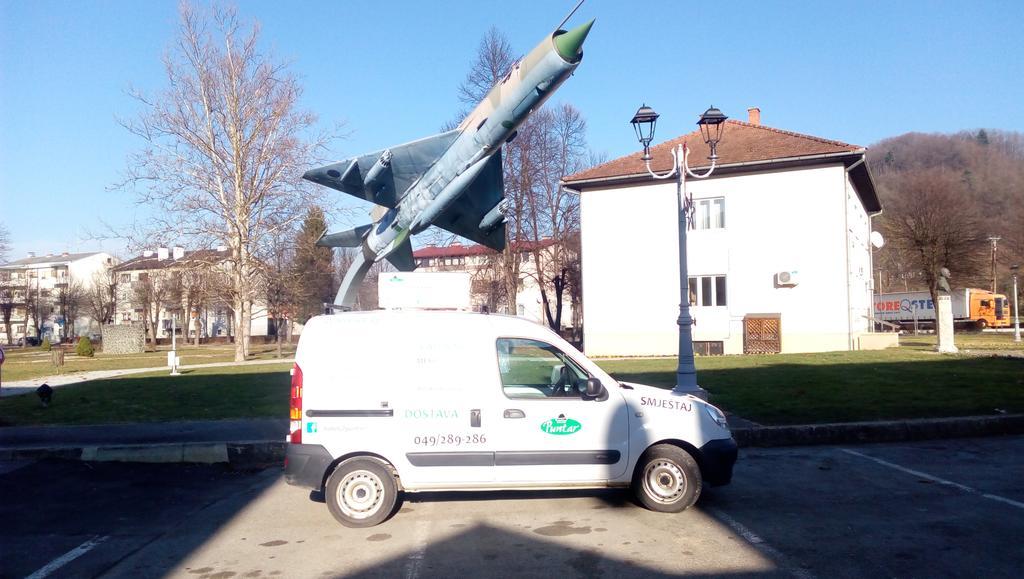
[581,163,873,356]
[0,252,117,343]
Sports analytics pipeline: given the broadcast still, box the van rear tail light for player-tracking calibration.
[289,363,303,444]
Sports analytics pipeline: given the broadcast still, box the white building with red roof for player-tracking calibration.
[561,108,894,356]
[412,239,575,330]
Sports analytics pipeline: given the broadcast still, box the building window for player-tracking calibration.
[688,275,727,307]
[119,274,131,283]
[696,198,725,230]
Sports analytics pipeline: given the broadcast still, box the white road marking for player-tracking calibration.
[840,448,1024,511]
[404,519,430,579]
[25,535,108,579]
[708,508,816,579]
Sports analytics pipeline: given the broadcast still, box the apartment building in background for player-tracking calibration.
[0,251,119,344]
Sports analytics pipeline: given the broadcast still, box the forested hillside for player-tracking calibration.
[866,130,1023,301]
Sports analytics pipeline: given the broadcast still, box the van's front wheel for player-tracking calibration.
[325,458,398,527]
[634,445,702,513]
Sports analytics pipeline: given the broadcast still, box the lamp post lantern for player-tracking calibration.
[630,105,727,398]
[1011,264,1020,343]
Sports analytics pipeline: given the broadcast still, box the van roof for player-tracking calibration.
[305,310,556,336]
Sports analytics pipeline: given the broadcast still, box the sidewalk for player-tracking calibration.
[1,413,1022,466]
[0,418,288,465]
[0,358,294,398]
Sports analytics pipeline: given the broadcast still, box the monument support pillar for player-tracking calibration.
[935,294,958,353]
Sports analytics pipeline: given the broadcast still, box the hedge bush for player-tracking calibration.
[76,336,95,357]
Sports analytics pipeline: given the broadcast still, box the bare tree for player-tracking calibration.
[133,271,168,350]
[869,130,1024,295]
[119,4,331,361]
[266,229,299,357]
[458,27,515,108]
[56,280,87,340]
[0,274,15,345]
[23,276,48,341]
[0,222,9,265]
[448,28,589,327]
[450,27,521,312]
[878,169,988,308]
[180,262,213,346]
[87,268,117,329]
[519,104,588,332]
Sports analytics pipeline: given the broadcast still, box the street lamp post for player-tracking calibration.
[630,105,727,399]
[1011,264,1021,343]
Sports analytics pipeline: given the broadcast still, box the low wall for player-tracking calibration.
[855,332,900,350]
[101,324,145,354]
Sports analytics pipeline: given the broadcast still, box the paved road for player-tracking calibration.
[2,436,1022,578]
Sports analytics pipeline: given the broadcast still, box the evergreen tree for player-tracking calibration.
[291,206,336,322]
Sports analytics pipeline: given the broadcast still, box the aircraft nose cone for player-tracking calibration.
[554,18,594,62]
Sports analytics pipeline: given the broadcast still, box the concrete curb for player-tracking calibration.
[2,415,1022,464]
[732,414,1024,447]
[0,440,286,466]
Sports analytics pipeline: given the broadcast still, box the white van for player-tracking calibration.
[284,311,737,527]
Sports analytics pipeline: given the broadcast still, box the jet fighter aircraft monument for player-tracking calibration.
[303,10,594,309]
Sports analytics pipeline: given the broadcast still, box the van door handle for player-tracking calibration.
[503,409,525,419]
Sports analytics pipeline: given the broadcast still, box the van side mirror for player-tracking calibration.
[585,377,605,399]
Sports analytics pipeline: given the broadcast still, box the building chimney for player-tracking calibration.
[172,246,185,260]
[157,247,169,261]
[747,107,761,126]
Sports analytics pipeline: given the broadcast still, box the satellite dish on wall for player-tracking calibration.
[870,231,885,248]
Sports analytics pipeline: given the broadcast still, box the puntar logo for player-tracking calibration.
[540,416,582,435]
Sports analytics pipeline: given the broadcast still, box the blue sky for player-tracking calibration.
[1,0,1022,260]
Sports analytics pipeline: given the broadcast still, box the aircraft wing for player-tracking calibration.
[432,151,506,251]
[303,130,461,208]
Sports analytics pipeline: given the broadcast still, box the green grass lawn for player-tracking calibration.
[0,342,296,382]
[898,331,1024,352]
[1,337,1022,428]
[598,349,1024,425]
[0,363,293,427]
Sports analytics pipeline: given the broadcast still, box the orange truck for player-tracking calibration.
[874,288,1011,330]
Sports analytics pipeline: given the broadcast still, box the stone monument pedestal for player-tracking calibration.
[936,294,958,353]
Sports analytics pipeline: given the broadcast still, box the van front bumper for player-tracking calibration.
[699,437,738,486]
[284,443,334,490]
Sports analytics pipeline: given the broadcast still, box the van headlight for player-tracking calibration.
[703,403,728,428]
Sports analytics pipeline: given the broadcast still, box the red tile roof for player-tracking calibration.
[414,239,555,259]
[563,120,863,185]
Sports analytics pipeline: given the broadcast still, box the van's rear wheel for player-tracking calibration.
[633,444,702,513]
[325,458,398,527]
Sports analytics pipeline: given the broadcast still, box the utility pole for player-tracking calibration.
[987,235,1001,293]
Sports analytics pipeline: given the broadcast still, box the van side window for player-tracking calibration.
[496,338,588,399]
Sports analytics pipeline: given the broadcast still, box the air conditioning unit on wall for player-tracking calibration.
[775,270,799,287]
